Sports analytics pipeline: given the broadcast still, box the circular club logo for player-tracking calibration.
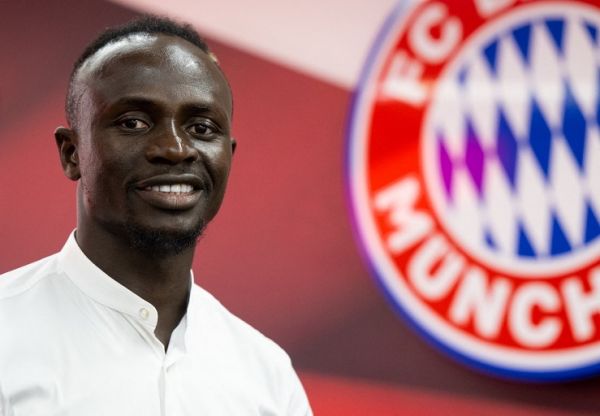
[348,0,600,380]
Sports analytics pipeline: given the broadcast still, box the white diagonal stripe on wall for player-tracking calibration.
[109,0,400,89]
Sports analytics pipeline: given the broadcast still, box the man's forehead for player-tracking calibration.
[77,33,213,81]
[82,33,157,71]
[72,33,232,115]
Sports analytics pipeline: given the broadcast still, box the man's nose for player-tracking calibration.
[145,125,199,164]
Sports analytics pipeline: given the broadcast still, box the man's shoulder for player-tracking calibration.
[0,254,60,301]
[190,284,312,415]
[191,284,290,362]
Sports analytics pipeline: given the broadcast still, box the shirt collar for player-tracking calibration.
[57,230,159,330]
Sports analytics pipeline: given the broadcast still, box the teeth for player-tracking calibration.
[146,184,194,194]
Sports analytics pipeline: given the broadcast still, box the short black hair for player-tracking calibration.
[66,15,213,128]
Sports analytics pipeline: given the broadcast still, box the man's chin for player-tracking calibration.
[123,221,205,256]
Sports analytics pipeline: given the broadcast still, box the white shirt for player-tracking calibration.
[0,233,312,416]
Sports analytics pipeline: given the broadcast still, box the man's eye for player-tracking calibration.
[120,119,148,130]
[189,123,216,136]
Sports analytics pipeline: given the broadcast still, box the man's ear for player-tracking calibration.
[231,137,237,155]
[54,127,81,181]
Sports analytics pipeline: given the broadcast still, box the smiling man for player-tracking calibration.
[0,16,311,415]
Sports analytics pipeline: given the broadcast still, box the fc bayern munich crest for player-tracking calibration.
[348,0,600,380]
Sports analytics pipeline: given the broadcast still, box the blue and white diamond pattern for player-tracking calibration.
[424,5,600,273]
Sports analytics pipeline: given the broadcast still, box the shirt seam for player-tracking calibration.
[0,261,58,301]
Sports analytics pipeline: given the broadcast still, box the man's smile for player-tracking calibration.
[144,184,194,193]
[134,174,206,210]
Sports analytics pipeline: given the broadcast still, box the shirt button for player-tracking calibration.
[139,308,150,320]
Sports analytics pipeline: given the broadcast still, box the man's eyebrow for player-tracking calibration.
[182,103,230,123]
[107,97,229,119]
[108,97,161,110]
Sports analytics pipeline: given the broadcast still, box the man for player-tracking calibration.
[0,16,312,415]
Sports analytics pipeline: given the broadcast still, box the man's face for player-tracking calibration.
[67,34,234,253]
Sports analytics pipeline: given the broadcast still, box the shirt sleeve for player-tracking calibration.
[284,364,313,416]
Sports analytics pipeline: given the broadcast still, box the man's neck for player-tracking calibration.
[75,224,195,349]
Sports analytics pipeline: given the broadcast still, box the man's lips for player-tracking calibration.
[133,174,205,210]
